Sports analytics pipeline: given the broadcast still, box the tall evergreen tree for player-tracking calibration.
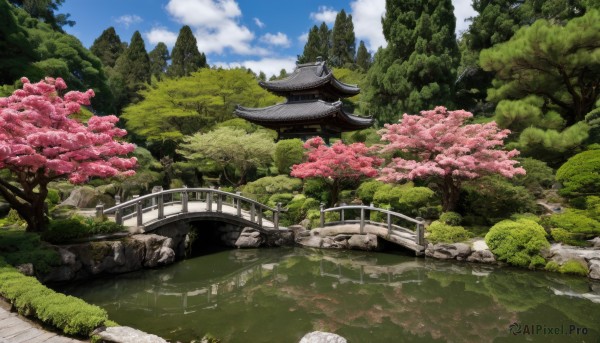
[90,27,125,68]
[317,22,331,61]
[149,42,170,81]
[329,9,356,67]
[114,31,150,105]
[355,40,371,70]
[298,25,320,63]
[168,25,207,78]
[365,0,460,124]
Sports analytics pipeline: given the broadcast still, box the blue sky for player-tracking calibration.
[62,0,476,77]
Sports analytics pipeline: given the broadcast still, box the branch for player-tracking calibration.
[0,177,28,201]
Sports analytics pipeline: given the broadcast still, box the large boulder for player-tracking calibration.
[60,186,115,208]
[299,331,347,343]
[426,243,471,260]
[589,260,600,280]
[348,234,379,251]
[235,227,263,248]
[93,326,167,343]
[466,249,496,264]
[132,234,176,268]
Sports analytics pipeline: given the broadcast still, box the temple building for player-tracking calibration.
[235,59,374,142]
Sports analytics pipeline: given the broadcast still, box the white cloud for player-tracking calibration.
[253,17,265,28]
[298,32,309,44]
[165,0,260,55]
[114,14,142,28]
[452,0,477,36]
[145,27,178,48]
[214,57,297,78]
[310,6,337,24]
[350,0,386,51]
[260,32,290,47]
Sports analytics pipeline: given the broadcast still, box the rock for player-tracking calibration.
[296,235,323,248]
[235,227,263,248]
[347,234,379,251]
[299,331,347,343]
[152,222,190,258]
[589,260,600,280]
[589,237,600,248]
[467,250,497,264]
[426,243,471,260]
[472,239,489,251]
[264,229,294,247]
[16,263,34,276]
[545,244,600,266]
[93,326,167,343]
[133,234,176,267]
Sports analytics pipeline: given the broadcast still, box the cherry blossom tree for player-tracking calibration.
[0,77,137,232]
[291,137,383,206]
[378,106,525,212]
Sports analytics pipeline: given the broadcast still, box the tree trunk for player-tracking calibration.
[329,179,340,207]
[440,177,460,213]
[0,180,49,232]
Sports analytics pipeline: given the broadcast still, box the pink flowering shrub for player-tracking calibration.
[0,77,136,231]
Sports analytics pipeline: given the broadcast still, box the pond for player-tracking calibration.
[56,248,600,342]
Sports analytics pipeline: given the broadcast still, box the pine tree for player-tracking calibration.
[298,25,320,63]
[329,9,356,67]
[90,27,125,68]
[317,22,331,61]
[355,40,371,70]
[168,25,207,78]
[149,42,170,81]
[114,31,150,105]
[365,0,460,123]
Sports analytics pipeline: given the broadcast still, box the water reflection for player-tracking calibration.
[56,248,600,343]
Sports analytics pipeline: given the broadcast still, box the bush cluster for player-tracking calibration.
[242,175,303,204]
[541,209,600,244]
[426,220,471,244]
[485,218,550,268]
[41,217,125,244]
[0,257,111,336]
[0,229,59,274]
[556,150,600,198]
[371,183,436,217]
[545,260,588,276]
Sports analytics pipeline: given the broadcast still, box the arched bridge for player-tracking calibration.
[99,188,285,233]
[316,204,426,253]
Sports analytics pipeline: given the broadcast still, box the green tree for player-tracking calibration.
[178,127,275,186]
[481,10,600,164]
[90,27,125,68]
[168,25,206,78]
[329,9,356,67]
[114,31,150,105]
[8,0,74,31]
[298,25,320,64]
[274,139,304,174]
[121,68,281,157]
[365,0,460,124]
[355,40,371,70]
[317,22,331,61]
[148,42,170,81]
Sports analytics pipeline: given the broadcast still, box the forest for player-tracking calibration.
[1,0,600,271]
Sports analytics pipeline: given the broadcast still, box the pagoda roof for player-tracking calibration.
[259,61,360,97]
[235,100,373,131]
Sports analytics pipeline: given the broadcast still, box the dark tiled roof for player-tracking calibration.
[259,61,360,96]
[235,100,373,130]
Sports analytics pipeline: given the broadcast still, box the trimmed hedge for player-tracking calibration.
[485,219,550,269]
[41,217,126,244]
[426,221,471,244]
[0,257,111,336]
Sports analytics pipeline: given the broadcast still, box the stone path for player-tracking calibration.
[0,301,85,343]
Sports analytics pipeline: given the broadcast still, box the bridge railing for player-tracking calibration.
[319,204,425,245]
[100,187,284,229]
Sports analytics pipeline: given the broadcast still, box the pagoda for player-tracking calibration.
[235,58,374,142]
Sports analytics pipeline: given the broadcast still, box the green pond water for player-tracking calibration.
[56,248,600,343]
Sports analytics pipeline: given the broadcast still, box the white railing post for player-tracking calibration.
[250,203,256,222]
[115,195,122,225]
[387,212,392,236]
[257,207,263,226]
[95,202,104,220]
[158,192,164,219]
[217,191,222,212]
[274,203,281,229]
[320,203,325,228]
[207,188,213,211]
[360,207,365,234]
[416,217,425,245]
[136,199,143,227]
[340,203,345,224]
[236,191,242,217]
[182,186,188,213]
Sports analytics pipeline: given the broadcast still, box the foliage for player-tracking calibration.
[550,228,586,246]
[356,180,385,204]
[0,77,136,232]
[556,150,600,197]
[274,139,304,174]
[121,68,281,157]
[41,217,125,244]
[291,137,382,206]
[0,228,59,273]
[558,260,589,276]
[302,178,330,205]
[90,27,125,69]
[541,209,600,239]
[168,25,207,78]
[7,0,74,31]
[485,219,550,268]
[365,0,459,123]
[113,147,163,199]
[0,3,113,113]
[355,41,371,70]
[329,9,355,67]
[511,158,554,196]
[0,257,110,336]
[114,31,150,105]
[242,175,303,204]
[373,184,436,217]
[378,106,525,212]
[298,22,330,64]
[178,127,274,186]
[459,176,537,224]
[439,212,462,226]
[148,42,170,81]
[426,220,471,244]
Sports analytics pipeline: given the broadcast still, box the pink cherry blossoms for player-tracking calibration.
[0,77,136,184]
[378,106,525,211]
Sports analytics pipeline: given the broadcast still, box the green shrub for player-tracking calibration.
[357,180,385,204]
[243,175,303,204]
[550,228,587,246]
[439,212,462,225]
[339,190,354,203]
[373,184,436,217]
[303,178,330,204]
[485,219,550,268]
[545,261,560,272]
[541,209,600,240]
[41,218,125,244]
[274,139,304,174]
[558,260,588,276]
[510,213,541,223]
[426,221,471,244]
[460,176,537,224]
[267,193,295,207]
[0,258,110,336]
[4,209,26,227]
[0,230,59,273]
[512,158,555,196]
[46,188,61,206]
[306,209,340,229]
[556,150,600,198]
